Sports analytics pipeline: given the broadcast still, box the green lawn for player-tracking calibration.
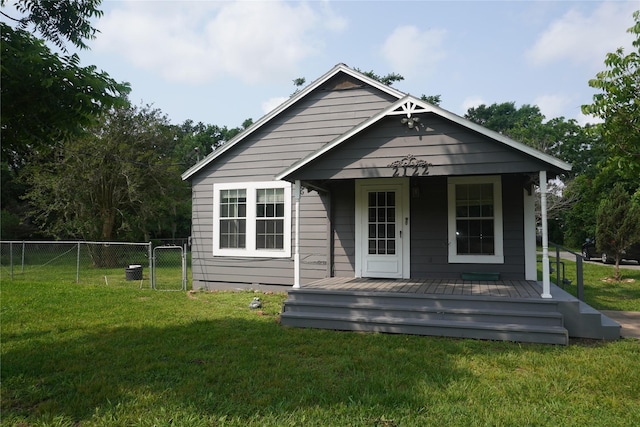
[547,257,640,311]
[2,280,639,426]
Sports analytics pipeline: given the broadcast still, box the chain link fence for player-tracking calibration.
[0,241,189,290]
[153,245,187,291]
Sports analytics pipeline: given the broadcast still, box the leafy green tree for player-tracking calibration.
[569,10,640,251]
[1,0,130,239]
[1,24,129,167]
[420,94,441,106]
[1,0,103,51]
[23,104,188,244]
[355,68,404,86]
[582,10,640,184]
[1,0,130,166]
[595,183,640,280]
[465,102,548,149]
[173,120,249,169]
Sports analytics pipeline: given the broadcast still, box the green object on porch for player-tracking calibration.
[461,272,500,281]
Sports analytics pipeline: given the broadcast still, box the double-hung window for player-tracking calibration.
[213,181,291,257]
[447,176,504,264]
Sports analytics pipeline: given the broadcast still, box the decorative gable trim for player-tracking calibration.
[275,95,571,181]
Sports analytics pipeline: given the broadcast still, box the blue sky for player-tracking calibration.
[7,1,639,128]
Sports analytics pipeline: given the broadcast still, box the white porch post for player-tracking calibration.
[293,180,301,289]
[539,170,552,299]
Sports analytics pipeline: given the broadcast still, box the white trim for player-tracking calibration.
[523,188,537,280]
[447,176,504,264]
[293,180,301,288]
[355,178,410,279]
[212,181,292,258]
[540,170,552,298]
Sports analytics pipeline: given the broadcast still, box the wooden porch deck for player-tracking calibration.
[303,277,544,299]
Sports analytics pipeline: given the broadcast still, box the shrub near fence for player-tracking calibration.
[0,241,156,287]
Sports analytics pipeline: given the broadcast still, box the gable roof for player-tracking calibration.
[181,63,406,181]
[275,95,572,180]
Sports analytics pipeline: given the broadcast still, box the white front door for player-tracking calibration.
[356,179,410,279]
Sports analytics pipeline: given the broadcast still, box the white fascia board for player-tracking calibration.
[276,95,572,180]
[181,64,406,181]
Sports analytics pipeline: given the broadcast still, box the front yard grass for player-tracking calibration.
[2,280,639,426]
[547,257,640,311]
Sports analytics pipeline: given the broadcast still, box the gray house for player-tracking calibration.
[182,64,619,344]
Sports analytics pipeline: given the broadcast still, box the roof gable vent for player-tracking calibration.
[324,75,363,91]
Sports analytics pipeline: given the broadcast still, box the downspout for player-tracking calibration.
[539,170,552,299]
[293,180,301,288]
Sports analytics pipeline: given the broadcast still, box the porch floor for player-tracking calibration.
[303,277,545,299]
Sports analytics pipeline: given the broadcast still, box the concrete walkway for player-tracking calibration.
[601,311,640,339]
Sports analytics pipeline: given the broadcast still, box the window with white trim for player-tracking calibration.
[213,181,291,257]
[447,176,504,264]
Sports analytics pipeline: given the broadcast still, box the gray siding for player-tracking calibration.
[326,175,528,281]
[189,76,398,289]
[409,175,526,279]
[289,115,553,181]
[330,181,356,277]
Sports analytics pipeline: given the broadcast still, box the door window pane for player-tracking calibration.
[368,191,396,256]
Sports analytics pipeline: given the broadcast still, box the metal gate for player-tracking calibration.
[152,245,187,291]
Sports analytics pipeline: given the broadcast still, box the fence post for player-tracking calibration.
[10,242,14,280]
[555,244,561,287]
[182,243,187,291]
[576,255,584,301]
[76,242,81,283]
[21,241,25,273]
[148,242,154,290]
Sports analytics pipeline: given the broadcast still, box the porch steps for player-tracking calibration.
[281,289,569,345]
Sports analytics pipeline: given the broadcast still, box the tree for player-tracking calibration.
[595,183,640,280]
[172,120,249,169]
[420,94,441,106]
[570,9,640,252]
[582,10,640,184]
[1,0,103,52]
[1,0,129,239]
[23,104,188,246]
[1,0,129,165]
[354,68,404,86]
[465,102,549,149]
[1,24,130,167]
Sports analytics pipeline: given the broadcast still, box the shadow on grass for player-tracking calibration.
[1,311,566,424]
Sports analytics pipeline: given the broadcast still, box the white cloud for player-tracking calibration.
[461,96,486,113]
[94,0,346,84]
[526,1,637,68]
[534,94,572,120]
[380,25,447,78]
[262,96,289,115]
[576,112,603,127]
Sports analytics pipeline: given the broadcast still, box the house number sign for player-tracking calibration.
[387,154,432,177]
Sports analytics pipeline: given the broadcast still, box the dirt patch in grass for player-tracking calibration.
[601,277,636,284]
